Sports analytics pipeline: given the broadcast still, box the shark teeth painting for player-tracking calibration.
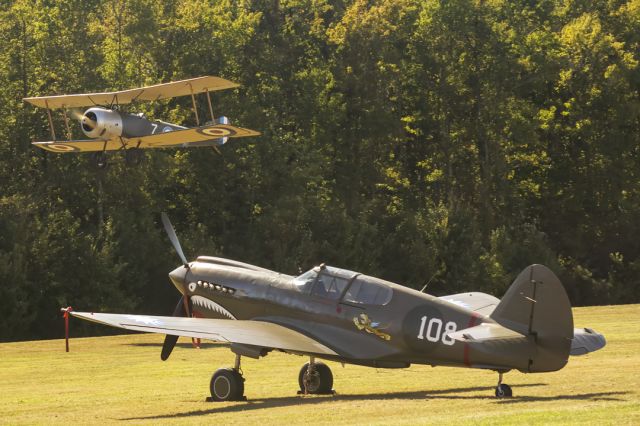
[190,295,236,320]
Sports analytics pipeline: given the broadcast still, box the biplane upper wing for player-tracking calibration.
[32,123,261,153]
[24,76,239,109]
[71,311,338,356]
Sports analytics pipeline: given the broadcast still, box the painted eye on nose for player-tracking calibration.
[188,282,197,292]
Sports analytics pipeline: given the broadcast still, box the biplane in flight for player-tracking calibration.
[24,76,260,168]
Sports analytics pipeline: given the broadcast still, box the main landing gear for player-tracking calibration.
[297,356,334,395]
[90,148,144,170]
[208,354,246,402]
[494,371,512,398]
[207,355,336,402]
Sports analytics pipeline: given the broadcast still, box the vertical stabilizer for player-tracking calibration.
[490,264,573,372]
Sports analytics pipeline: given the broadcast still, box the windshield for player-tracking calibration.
[292,268,318,293]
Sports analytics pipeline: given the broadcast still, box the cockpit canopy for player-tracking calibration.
[292,265,393,306]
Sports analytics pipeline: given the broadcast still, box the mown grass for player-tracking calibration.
[1,305,638,425]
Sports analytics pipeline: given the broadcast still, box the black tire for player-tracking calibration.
[495,383,512,398]
[210,368,244,401]
[298,362,333,394]
[92,152,108,170]
[124,148,143,166]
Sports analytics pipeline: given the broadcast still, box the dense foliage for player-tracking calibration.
[0,0,638,341]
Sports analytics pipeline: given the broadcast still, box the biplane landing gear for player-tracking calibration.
[298,357,334,395]
[124,148,143,166]
[494,371,512,398]
[208,354,246,402]
[92,151,108,170]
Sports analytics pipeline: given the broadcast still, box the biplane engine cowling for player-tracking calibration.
[80,107,123,139]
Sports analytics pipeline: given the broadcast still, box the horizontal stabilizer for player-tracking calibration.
[446,323,535,368]
[440,292,500,316]
[447,322,525,343]
[571,328,606,356]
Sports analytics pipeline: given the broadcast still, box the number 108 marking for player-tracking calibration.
[417,316,457,345]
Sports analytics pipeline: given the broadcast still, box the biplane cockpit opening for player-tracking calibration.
[23,76,261,169]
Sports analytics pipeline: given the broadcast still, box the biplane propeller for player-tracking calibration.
[24,76,260,168]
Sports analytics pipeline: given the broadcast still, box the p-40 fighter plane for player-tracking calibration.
[24,76,260,168]
[71,215,606,401]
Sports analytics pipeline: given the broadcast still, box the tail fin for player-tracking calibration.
[490,264,573,372]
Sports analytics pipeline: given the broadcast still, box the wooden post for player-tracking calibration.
[189,83,200,127]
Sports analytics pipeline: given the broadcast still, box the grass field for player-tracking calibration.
[1,305,638,425]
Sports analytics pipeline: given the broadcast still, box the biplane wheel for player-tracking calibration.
[298,362,333,394]
[92,152,108,170]
[495,384,512,398]
[124,148,143,166]
[209,368,245,401]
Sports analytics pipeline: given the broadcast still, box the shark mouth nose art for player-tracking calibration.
[190,295,237,320]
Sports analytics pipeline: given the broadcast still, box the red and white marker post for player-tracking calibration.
[60,306,73,352]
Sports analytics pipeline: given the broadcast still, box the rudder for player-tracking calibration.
[490,264,573,372]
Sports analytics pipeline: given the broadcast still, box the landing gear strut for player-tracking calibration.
[92,151,108,170]
[495,371,512,398]
[124,148,143,166]
[208,354,246,402]
[298,356,334,395]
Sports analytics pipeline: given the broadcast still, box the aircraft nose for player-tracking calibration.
[169,266,188,293]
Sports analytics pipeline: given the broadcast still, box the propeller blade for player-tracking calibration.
[161,212,188,266]
[67,108,85,122]
[160,334,179,361]
[160,295,188,361]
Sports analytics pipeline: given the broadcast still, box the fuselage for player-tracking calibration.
[169,257,519,371]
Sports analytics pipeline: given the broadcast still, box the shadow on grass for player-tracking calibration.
[120,383,565,420]
[495,391,628,404]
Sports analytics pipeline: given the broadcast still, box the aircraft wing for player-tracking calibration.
[33,139,121,153]
[129,123,260,148]
[71,312,338,356]
[24,76,239,109]
[31,123,260,153]
[439,292,500,316]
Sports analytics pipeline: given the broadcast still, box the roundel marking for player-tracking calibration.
[46,144,78,152]
[197,127,235,137]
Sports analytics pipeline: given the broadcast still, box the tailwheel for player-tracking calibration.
[298,358,334,395]
[495,383,512,398]
[494,371,512,398]
[209,368,245,401]
[92,151,108,170]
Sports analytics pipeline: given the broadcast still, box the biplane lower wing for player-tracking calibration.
[32,123,261,153]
